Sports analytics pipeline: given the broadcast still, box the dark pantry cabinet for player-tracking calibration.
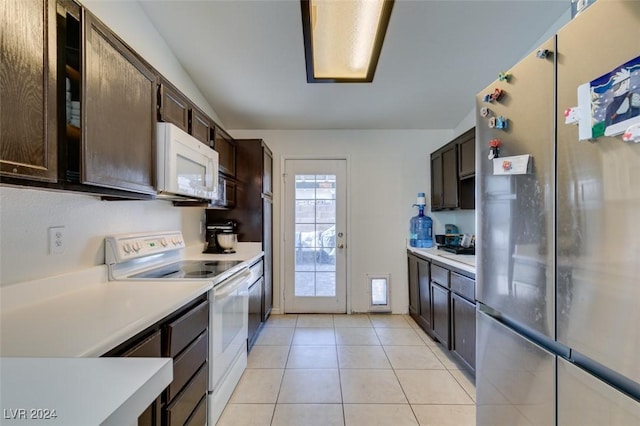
[207,139,274,324]
[1,0,58,182]
[235,139,273,321]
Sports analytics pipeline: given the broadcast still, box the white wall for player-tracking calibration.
[81,0,221,124]
[231,129,453,314]
[0,187,204,286]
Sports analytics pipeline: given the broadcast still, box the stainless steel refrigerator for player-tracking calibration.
[475,1,640,424]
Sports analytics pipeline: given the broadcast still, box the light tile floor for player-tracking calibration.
[216,314,476,426]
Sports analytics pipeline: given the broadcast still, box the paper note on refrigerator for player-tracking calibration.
[493,155,531,175]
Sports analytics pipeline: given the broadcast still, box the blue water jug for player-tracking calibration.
[409,193,433,248]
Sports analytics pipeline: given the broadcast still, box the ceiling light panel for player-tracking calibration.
[302,0,394,83]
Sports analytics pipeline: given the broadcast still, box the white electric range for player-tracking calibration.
[105,230,250,425]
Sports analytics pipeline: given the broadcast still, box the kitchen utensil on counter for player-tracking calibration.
[460,234,473,248]
[216,232,237,253]
[204,220,238,253]
[444,224,459,246]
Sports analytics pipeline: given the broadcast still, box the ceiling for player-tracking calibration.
[138,0,570,130]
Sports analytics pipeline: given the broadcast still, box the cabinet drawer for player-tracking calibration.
[184,394,207,426]
[431,264,450,287]
[167,330,208,402]
[451,272,475,302]
[122,330,161,358]
[164,300,209,357]
[249,259,264,285]
[165,363,208,426]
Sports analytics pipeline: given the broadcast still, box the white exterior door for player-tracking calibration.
[283,159,347,313]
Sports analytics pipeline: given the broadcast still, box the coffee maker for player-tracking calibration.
[203,220,237,253]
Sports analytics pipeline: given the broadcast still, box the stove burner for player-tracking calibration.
[203,261,239,268]
[129,259,244,280]
[184,270,216,278]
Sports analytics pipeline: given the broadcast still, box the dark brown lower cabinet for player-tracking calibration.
[165,364,207,426]
[407,251,476,374]
[103,296,209,426]
[451,293,476,372]
[248,277,263,349]
[408,255,419,317]
[431,282,450,349]
[120,330,162,426]
[408,253,431,331]
[185,395,207,426]
[417,257,432,331]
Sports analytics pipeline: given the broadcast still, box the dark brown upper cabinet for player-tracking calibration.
[1,0,58,183]
[457,128,476,179]
[430,128,475,211]
[158,79,189,133]
[213,126,236,178]
[457,128,476,209]
[263,146,273,197]
[431,144,457,210]
[430,151,443,209]
[81,10,156,195]
[189,107,212,145]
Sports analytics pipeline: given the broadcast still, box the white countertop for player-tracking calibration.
[407,245,476,275]
[0,357,172,426]
[0,278,213,357]
[0,242,263,357]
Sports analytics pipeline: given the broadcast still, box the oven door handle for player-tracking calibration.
[214,269,251,297]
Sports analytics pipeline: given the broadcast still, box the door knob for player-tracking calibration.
[338,243,345,249]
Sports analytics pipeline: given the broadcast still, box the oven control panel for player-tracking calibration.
[105,231,185,264]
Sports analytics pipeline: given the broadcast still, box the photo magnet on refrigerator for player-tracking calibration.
[568,56,640,141]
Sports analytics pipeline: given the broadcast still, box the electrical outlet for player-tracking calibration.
[48,226,65,254]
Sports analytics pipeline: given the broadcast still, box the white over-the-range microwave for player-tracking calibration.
[156,122,219,201]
